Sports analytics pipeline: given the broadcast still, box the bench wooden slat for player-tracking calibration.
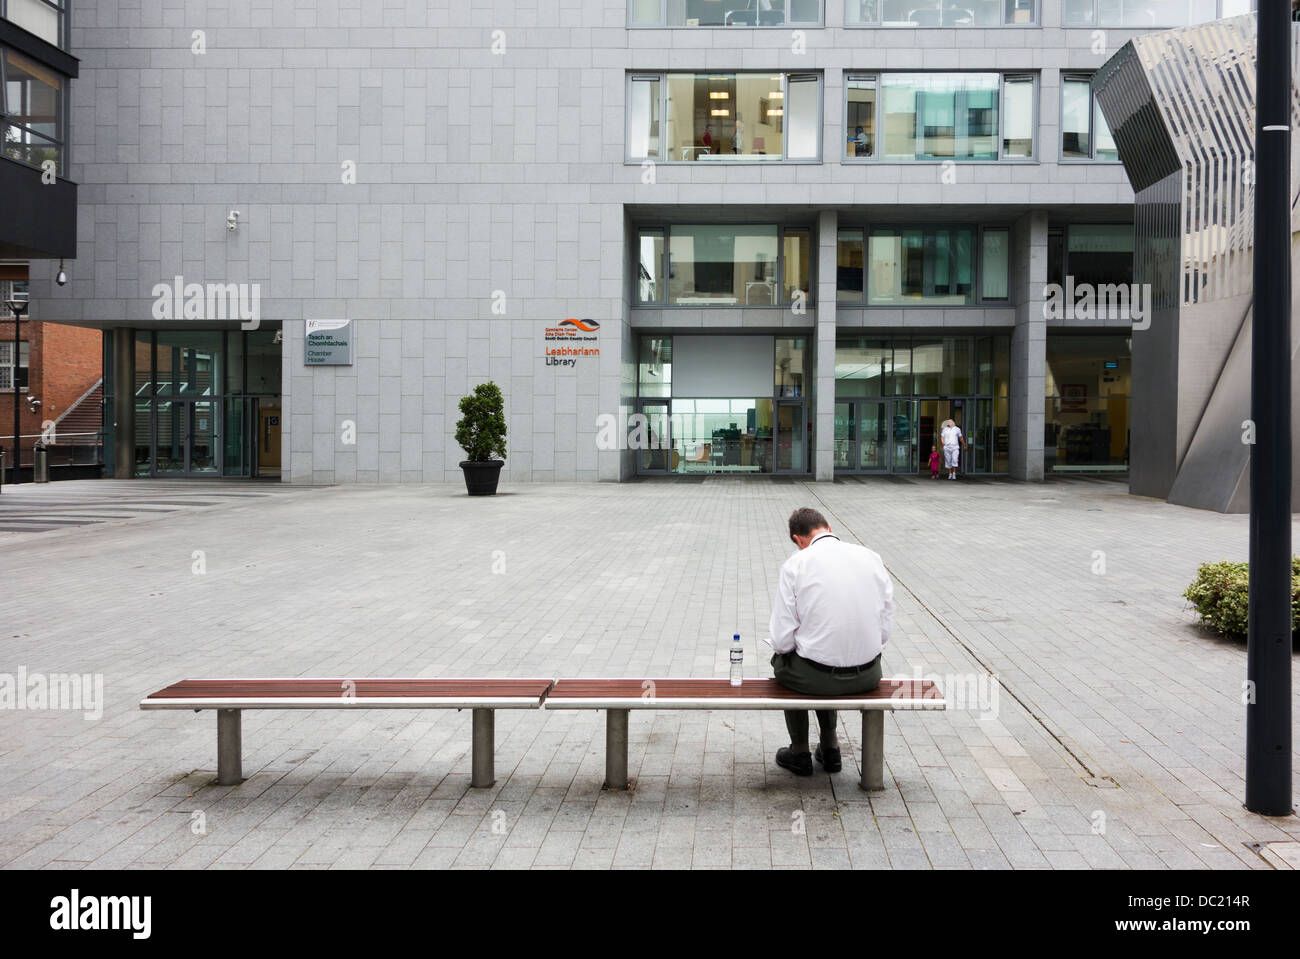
[545,678,944,709]
[143,678,555,704]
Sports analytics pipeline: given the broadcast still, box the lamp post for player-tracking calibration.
[1245,0,1293,816]
[4,298,26,486]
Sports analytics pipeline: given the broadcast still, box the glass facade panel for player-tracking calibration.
[1061,78,1091,158]
[845,77,875,157]
[786,76,819,159]
[837,230,864,302]
[638,335,672,398]
[663,73,789,161]
[880,74,999,161]
[668,225,779,305]
[1044,334,1131,472]
[782,229,811,303]
[1002,75,1034,158]
[834,334,1011,474]
[637,230,664,303]
[982,228,1009,300]
[857,0,1035,24]
[4,0,62,47]
[647,0,820,26]
[1094,99,1118,161]
[2,47,63,170]
[868,226,974,305]
[1067,224,1134,287]
[775,336,807,397]
[628,77,661,159]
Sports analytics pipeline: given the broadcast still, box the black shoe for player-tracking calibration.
[815,744,842,773]
[775,747,814,777]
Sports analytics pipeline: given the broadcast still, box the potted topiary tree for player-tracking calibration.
[455,381,507,495]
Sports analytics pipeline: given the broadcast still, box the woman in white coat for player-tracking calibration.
[939,418,967,480]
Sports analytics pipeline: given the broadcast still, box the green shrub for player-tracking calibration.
[455,381,507,462]
[1183,558,1300,639]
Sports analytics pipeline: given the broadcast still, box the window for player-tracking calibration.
[845,73,1035,162]
[1065,224,1134,288]
[0,340,30,391]
[635,225,814,306]
[1,0,65,48]
[1062,76,1119,161]
[847,0,1037,25]
[1,46,65,172]
[631,0,822,27]
[981,229,1010,300]
[837,230,865,302]
[628,72,822,162]
[1044,334,1131,472]
[1062,0,1219,27]
[868,227,975,305]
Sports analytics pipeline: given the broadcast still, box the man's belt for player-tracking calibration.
[804,652,881,675]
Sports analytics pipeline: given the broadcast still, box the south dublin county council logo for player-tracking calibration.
[543,319,601,368]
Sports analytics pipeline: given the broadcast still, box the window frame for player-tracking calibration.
[1060,0,1230,28]
[626,71,824,165]
[1059,73,1121,163]
[842,72,1038,164]
[0,340,31,392]
[844,0,1039,27]
[627,0,825,28]
[0,0,68,50]
[835,221,1011,307]
[633,223,819,308]
[0,43,69,174]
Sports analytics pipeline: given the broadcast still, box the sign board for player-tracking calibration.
[305,319,353,366]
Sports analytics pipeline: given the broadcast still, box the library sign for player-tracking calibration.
[543,319,600,369]
[304,319,353,366]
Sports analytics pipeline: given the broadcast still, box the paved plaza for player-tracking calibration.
[1,476,1298,870]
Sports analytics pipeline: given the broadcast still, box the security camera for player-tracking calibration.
[226,210,241,232]
[55,261,67,286]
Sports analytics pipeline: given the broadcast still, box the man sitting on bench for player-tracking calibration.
[768,507,895,775]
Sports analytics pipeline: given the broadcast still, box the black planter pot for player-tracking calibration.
[460,460,504,496]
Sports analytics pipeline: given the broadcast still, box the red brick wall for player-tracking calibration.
[0,321,102,463]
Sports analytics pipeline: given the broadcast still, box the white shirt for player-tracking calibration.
[768,532,895,667]
[941,425,962,447]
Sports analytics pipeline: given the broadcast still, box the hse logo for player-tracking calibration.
[543,318,601,368]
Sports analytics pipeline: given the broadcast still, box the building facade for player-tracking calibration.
[23,0,1254,484]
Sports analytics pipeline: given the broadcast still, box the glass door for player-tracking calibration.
[638,401,672,473]
[149,397,220,475]
[890,399,917,473]
[833,401,856,470]
[775,402,806,473]
[858,400,889,471]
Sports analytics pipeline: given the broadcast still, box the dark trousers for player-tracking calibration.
[771,650,882,748]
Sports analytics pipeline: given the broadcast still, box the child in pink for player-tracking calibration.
[929,446,941,479]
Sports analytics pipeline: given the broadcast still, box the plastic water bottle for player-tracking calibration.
[729,633,743,686]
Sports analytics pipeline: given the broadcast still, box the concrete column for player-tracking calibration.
[111,327,134,478]
[815,209,838,481]
[1010,212,1048,481]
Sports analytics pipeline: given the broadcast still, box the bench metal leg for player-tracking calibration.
[471,708,495,788]
[217,709,243,786]
[861,710,885,791]
[605,709,629,790]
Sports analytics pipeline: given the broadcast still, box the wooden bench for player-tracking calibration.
[142,676,944,793]
[140,678,554,787]
[543,678,945,791]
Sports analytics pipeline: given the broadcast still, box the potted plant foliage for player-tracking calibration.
[455,381,507,495]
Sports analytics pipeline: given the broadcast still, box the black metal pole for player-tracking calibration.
[10,307,18,487]
[1245,0,1293,817]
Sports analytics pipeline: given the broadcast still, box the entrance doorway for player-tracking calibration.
[153,397,220,475]
[257,404,282,476]
[836,397,983,474]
